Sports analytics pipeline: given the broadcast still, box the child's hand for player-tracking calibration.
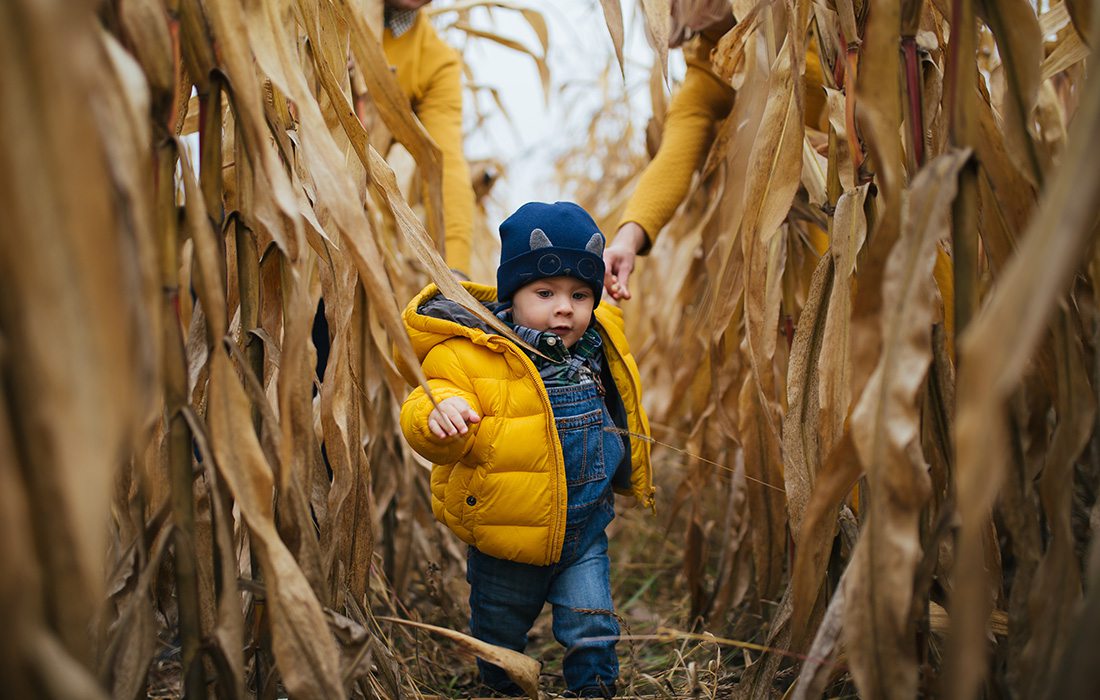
[604,222,647,301]
[427,397,481,439]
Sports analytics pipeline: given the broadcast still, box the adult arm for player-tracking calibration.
[416,46,476,277]
[606,38,735,299]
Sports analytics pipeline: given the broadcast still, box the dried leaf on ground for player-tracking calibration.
[378,617,541,699]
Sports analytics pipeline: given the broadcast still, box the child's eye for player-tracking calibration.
[573,291,591,301]
[536,290,553,298]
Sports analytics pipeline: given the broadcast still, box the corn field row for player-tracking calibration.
[1,0,1098,698]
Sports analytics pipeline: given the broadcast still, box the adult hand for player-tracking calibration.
[603,222,648,301]
[427,397,481,439]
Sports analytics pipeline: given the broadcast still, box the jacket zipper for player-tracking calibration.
[498,339,567,563]
[595,330,655,509]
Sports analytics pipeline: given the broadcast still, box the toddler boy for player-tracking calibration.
[399,201,654,697]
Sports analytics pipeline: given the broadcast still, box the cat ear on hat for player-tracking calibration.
[530,228,552,249]
[584,233,604,257]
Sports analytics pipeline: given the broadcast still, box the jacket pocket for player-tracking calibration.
[441,464,480,543]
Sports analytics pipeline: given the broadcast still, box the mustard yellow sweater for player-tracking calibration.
[384,13,475,275]
[619,29,828,248]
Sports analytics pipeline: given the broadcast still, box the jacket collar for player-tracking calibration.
[401,281,627,378]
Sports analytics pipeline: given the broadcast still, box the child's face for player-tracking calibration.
[511,276,595,349]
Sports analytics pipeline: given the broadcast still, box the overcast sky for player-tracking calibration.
[435,0,686,221]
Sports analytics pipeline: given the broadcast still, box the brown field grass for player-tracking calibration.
[2,0,1098,698]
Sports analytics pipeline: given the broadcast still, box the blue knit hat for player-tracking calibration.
[497,201,606,306]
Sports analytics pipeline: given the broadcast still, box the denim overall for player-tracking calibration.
[468,379,626,696]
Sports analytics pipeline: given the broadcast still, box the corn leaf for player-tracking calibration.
[948,59,1100,697]
[845,148,971,699]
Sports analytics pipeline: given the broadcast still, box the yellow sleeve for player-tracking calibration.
[399,343,483,465]
[384,17,476,276]
[618,37,735,248]
[413,39,475,275]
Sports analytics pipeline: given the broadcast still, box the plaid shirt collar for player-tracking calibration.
[496,309,604,387]
[384,7,418,38]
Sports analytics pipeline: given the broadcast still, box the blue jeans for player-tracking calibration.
[468,380,624,696]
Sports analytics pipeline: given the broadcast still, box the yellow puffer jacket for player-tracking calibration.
[398,283,654,566]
